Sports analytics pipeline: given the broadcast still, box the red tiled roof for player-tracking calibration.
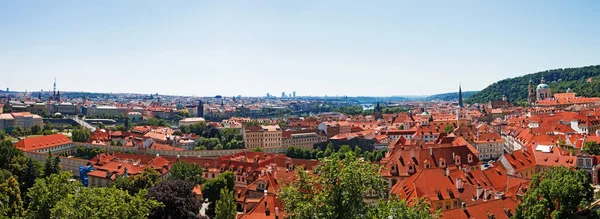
[15,134,73,152]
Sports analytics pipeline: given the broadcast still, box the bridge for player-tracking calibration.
[70,116,96,131]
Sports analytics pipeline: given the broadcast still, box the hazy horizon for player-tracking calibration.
[2,1,600,97]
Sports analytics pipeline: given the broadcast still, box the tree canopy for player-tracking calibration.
[582,141,600,155]
[168,161,204,185]
[26,171,83,219]
[50,187,161,219]
[514,166,594,219]
[147,180,200,219]
[114,168,161,195]
[278,152,389,219]
[202,172,234,217]
[214,188,236,219]
[72,127,91,142]
[467,65,600,103]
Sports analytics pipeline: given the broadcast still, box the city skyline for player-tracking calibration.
[2,1,600,96]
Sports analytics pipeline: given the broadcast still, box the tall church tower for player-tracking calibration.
[527,78,536,106]
[458,83,464,108]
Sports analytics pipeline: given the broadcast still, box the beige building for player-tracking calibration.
[242,125,282,148]
[282,129,327,149]
[179,117,206,127]
[0,112,43,131]
[474,133,504,160]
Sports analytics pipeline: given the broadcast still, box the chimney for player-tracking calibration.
[429,147,433,156]
[275,207,279,219]
[445,167,450,176]
[265,203,270,216]
[476,186,483,199]
[456,178,463,190]
[411,149,415,158]
[264,190,268,197]
[461,202,467,211]
[483,189,488,201]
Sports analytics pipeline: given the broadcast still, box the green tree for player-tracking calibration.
[278,152,387,219]
[30,125,42,135]
[443,125,454,134]
[50,187,161,219]
[197,138,221,150]
[324,142,334,157]
[72,127,91,142]
[114,168,161,195]
[582,141,600,155]
[251,147,264,152]
[202,172,234,217]
[20,158,41,203]
[367,198,439,219]
[116,140,123,146]
[12,127,23,136]
[147,180,199,219]
[26,171,82,219]
[168,162,204,185]
[0,140,24,170]
[0,176,25,217]
[214,188,236,219]
[97,122,106,129]
[514,166,594,219]
[43,153,61,177]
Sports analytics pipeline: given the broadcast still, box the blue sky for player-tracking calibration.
[1,1,599,97]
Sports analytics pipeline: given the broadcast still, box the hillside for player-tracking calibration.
[467,65,600,105]
[425,91,478,101]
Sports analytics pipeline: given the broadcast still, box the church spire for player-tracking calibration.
[458,83,464,108]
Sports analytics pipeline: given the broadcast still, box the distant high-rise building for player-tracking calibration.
[266,93,270,98]
[293,91,296,98]
[5,88,8,92]
[282,92,286,98]
[198,100,204,117]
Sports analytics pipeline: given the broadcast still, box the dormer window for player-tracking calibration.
[424,160,430,169]
[390,163,397,174]
[288,164,294,171]
[408,163,415,174]
[257,181,266,190]
[455,156,461,165]
[467,154,473,163]
[439,158,446,168]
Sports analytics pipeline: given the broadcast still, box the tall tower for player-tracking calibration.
[527,78,536,106]
[53,78,57,100]
[374,102,383,120]
[198,100,204,117]
[458,83,464,108]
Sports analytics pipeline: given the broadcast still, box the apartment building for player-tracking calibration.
[242,125,282,148]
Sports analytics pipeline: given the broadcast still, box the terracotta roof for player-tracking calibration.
[15,134,73,152]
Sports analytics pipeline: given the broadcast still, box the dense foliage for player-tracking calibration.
[424,91,478,101]
[514,166,594,219]
[168,161,204,185]
[279,152,389,219]
[147,180,200,219]
[286,144,385,162]
[72,127,91,142]
[202,172,234,217]
[582,141,600,155]
[467,65,600,104]
[187,126,245,150]
[51,187,161,219]
[214,188,236,219]
[114,168,161,195]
